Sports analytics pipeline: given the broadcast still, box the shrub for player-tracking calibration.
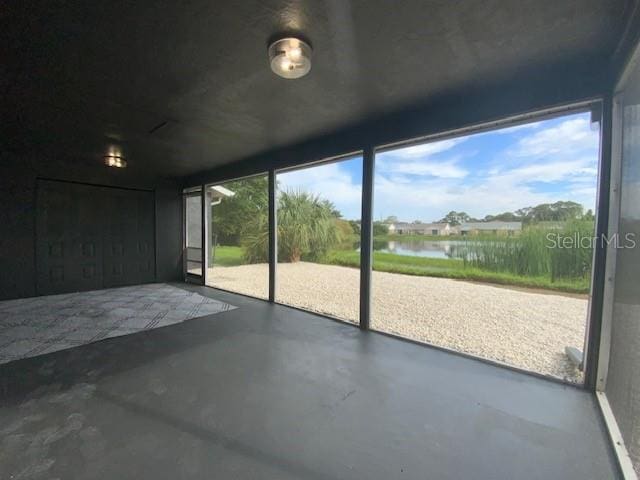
[241,190,340,263]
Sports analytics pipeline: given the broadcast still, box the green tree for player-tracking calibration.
[483,211,522,222]
[212,177,268,245]
[373,221,389,236]
[439,211,471,226]
[529,201,584,222]
[242,190,340,263]
[477,201,586,225]
[584,209,595,221]
[322,199,342,218]
[335,218,355,240]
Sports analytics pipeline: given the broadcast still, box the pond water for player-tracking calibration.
[373,239,469,259]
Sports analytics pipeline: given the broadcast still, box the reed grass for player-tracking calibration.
[455,221,594,281]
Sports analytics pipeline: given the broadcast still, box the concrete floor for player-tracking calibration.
[0,284,620,480]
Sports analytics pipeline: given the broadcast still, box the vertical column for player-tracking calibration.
[359,146,375,330]
[201,185,207,286]
[269,170,277,302]
[585,97,613,390]
[596,95,623,392]
[182,193,187,281]
[206,188,213,269]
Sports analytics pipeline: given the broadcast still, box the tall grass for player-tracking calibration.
[455,221,594,282]
[549,221,595,280]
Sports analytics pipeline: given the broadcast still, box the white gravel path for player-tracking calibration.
[207,262,586,382]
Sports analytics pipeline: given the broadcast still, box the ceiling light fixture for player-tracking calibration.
[268,37,312,79]
[104,146,127,168]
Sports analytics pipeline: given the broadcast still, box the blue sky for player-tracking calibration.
[277,111,600,221]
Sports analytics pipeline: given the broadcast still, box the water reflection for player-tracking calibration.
[354,239,473,259]
[377,239,467,259]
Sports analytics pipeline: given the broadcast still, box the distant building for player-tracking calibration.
[459,221,522,236]
[387,222,452,236]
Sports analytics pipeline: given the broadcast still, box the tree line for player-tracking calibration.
[437,201,594,226]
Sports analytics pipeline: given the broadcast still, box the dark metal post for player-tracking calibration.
[182,193,187,281]
[206,189,213,269]
[200,185,207,286]
[584,97,613,390]
[359,146,375,329]
[268,170,277,302]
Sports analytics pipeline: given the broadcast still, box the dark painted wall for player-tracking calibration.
[155,185,184,285]
[0,150,182,301]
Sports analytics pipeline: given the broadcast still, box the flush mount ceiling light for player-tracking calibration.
[104,146,127,168]
[268,37,312,79]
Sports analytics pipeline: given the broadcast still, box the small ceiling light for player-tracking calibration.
[268,37,312,79]
[104,146,127,168]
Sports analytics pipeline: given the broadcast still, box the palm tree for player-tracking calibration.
[242,190,340,263]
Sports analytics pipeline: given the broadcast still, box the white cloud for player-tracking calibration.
[373,116,600,222]
[511,117,599,159]
[491,158,597,185]
[377,138,469,179]
[373,173,555,222]
[383,158,468,179]
[387,138,465,159]
[277,115,600,222]
[277,161,363,219]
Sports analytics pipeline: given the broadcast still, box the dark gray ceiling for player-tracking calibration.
[2,0,636,179]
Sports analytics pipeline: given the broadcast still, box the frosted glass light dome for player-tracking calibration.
[268,37,312,79]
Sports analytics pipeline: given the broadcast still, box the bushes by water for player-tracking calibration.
[455,221,594,282]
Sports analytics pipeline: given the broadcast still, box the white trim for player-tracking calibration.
[597,392,639,480]
[209,185,235,197]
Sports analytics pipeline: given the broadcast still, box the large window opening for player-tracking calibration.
[205,175,269,299]
[275,156,363,323]
[184,106,604,385]
[371,109,601,383]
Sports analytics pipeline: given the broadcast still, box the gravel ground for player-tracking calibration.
[207,262,586,383]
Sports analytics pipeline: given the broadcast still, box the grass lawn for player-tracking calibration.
[211,245,590,294]
[324,250,589,294]
[212,245,245,266]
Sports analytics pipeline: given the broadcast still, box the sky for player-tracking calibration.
[276,111,600,222]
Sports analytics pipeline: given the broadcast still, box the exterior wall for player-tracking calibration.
[388,223,451,235]
[606,51,640,474]
[459,222,522,236]
[461,228,519,236]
